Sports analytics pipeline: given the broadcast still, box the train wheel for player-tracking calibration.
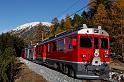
[62,64,64,72]
[63,65,66,73]
[69,68,75,77]
[64,66,69,74]
[59,63,63,71]
[53,63,58,69]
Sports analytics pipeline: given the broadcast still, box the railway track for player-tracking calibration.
[19,57,124,82]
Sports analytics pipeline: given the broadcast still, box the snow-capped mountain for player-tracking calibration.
[11,22,51,35]
[13,22,51,31]
[10,22,52,43]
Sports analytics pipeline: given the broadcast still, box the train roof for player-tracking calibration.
[40,24,109,44]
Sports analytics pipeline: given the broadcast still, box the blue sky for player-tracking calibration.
[0,0,88,33]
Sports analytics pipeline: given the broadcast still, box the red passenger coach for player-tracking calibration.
[35,44,47,63]
[22,45,37,61]
[43,24,110,79]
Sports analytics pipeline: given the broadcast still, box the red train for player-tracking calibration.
[21,24,110,79]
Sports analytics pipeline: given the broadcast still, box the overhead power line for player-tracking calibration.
[57,0,82,18]
[57,0,95,20]
[70,1,94,17]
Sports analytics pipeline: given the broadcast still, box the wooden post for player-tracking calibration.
[42,31,43,42]
[122,44,124,61]
[121,20,124,61]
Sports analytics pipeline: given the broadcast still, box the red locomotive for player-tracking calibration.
[21,24,110,79]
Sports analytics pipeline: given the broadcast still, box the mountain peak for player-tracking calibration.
[14,22,51,31]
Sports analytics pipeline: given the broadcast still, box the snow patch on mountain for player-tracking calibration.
[41,22,52,26]
[14,22,40,31]
[13,22,51,31]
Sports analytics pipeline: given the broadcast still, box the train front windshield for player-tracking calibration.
[80,36,109,49]
[80,36,92,48]
[100,38,108,49]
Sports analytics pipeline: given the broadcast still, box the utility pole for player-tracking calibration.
[42,31,44,42]
[121,25,124,61]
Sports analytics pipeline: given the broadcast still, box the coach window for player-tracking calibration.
[69,37,72,48]
[42,45,44,52]
[58,39,64,51]
[100,38,108,49]
[39,45,41,54]
[48,43,50,52]
[69,37,77,48]
[69,38,72,48]
[37,46,40,55]
[52,41,56,52]
[94,37,98,49]
[80,36,92,48]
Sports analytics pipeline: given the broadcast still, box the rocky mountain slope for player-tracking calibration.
[10,22,51,44]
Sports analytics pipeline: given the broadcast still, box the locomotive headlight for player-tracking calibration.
[105,50,108,54]
[103,52,107,55]
[105,55,109,58]
[82,54,86,58]
[80,54,86,58]
[104,50,109,57]
[94,53,99,57]
[94,49,99,57]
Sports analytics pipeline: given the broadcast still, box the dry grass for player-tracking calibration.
[14,60,48,82]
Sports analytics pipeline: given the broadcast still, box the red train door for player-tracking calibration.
[43,44,47,62]
[99,36,110,63]
[79,35,93,62]
[33,46,37,60]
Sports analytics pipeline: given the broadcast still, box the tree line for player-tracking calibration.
[0,33,26,82]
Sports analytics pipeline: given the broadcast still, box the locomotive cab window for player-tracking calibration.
[100,38,108,49]
[80,36,92,48]
[69,38,72,49]
[42,45,44,52]
[52,41,56,52]
[94,37,98,49]
[58,39,64,51]
[37,46,40,55]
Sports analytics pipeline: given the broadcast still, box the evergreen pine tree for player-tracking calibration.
[92,3,110,27]
[88,0,97,19]
[51,17,59,25]
[81,11,89,25]
[60,19,65,30]
[64,15,72,31]
[51,17,59,35]
[73,14,81,27]
[56,26,63,33]
[49,25,55,37]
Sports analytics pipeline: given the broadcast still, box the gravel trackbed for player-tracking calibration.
[19,57,82,82]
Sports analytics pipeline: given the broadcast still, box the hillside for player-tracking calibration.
[10,22,51,44]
